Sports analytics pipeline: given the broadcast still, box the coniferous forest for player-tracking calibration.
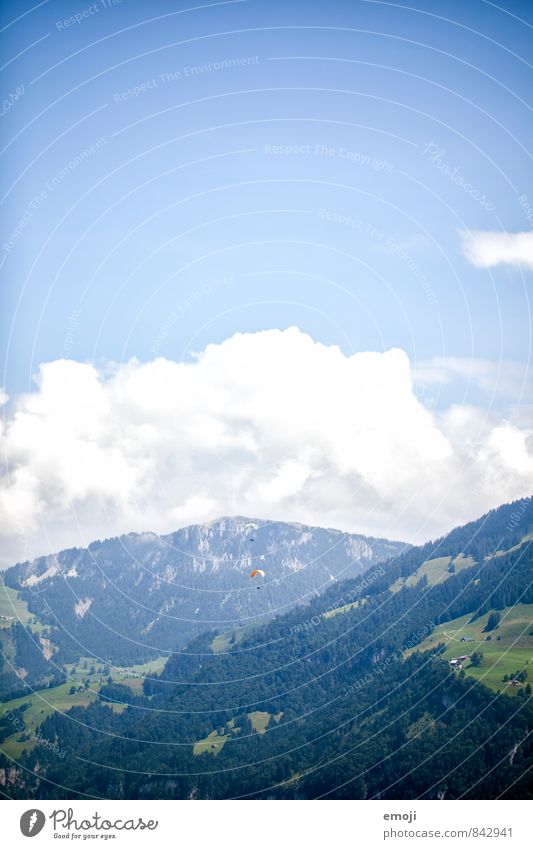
[1,497,532,800]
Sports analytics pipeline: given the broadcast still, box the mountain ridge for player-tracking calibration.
[1,496,532,800]
[3,516,408,666]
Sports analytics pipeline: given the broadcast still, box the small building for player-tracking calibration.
[449,655,470,669]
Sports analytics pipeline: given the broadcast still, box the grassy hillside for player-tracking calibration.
[486,531,533,560]
[0,654,168,759]
[193,711,283,755]
[0,582,34,629]
[211,622,259,653]
[390,553,475,593]
[3,498,533,800]
[1,683,99,760]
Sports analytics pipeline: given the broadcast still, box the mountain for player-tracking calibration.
[2,496,532,800]
[2,517,406,666]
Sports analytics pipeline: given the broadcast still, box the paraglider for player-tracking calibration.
[245,522,258,541]
[250,567,265,588]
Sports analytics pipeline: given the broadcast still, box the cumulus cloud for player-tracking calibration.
[1,327,532,567]
[413,356,533,401]
[460,229,533,268]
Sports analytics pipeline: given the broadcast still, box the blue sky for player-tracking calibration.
[2,0,532,390]
[0,0,532,561]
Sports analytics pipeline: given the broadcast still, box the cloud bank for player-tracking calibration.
[1,327,532,567]
[413,356,532,400]
[460,229,533,269]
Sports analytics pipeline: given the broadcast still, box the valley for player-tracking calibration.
[0,654,167,760]
[1,497,532,800]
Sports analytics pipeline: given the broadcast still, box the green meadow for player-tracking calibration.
[410,604,533,695]
[0,682,99,760]
[0,582,35,629]
[194,710,283,755]
[0,655,169,759]
[391,553,476,594]
[211,622,258,653]
[323,598,366,619]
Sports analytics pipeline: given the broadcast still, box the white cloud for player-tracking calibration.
[413,356,533,401]
[460,229,533,268]
[1,327,532,567]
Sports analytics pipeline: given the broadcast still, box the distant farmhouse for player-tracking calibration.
[449,655,471,669]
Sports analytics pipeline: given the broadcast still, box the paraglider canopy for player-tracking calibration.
[250,569,265,578]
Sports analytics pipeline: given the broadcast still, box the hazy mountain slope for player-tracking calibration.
[3,517,406,665]
[4,497,532,800]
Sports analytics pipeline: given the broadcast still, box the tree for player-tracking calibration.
[471,652,483,667]
[484,611,501,632]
